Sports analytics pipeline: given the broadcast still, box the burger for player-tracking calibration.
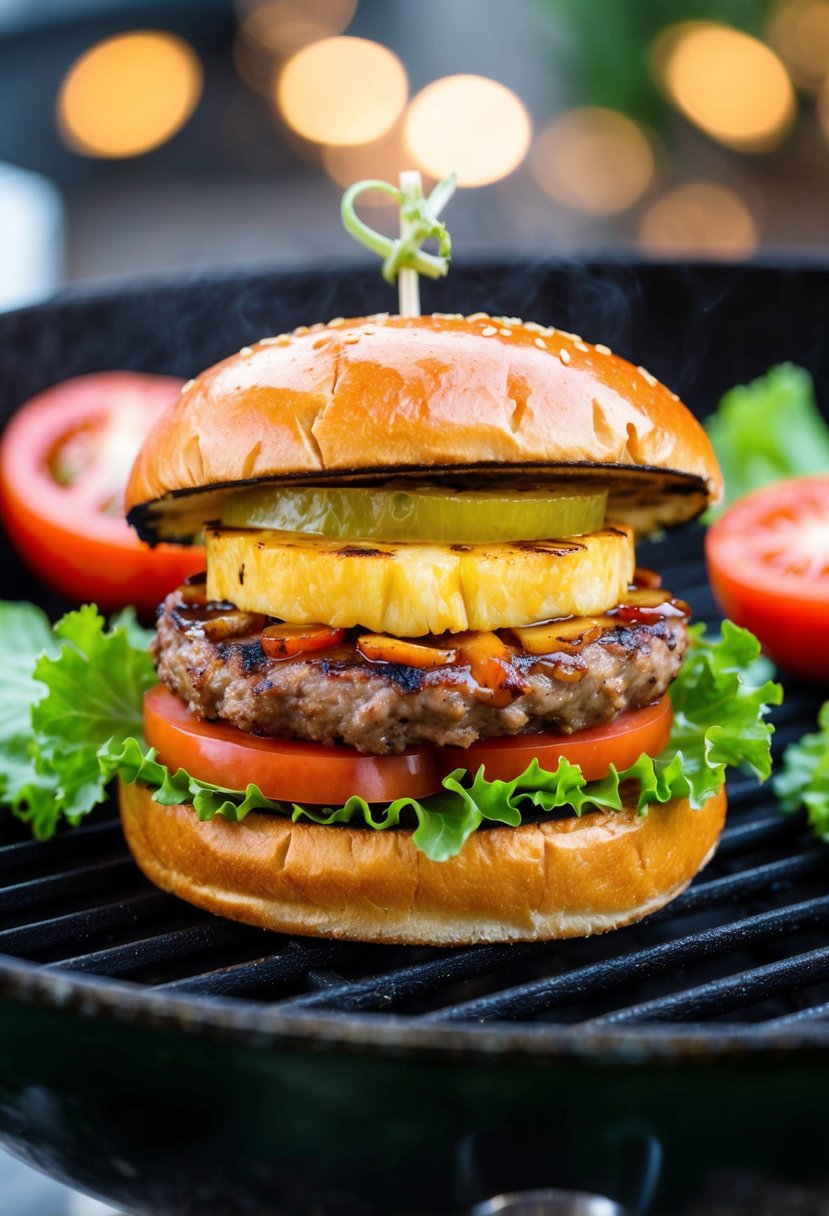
[119,311,737,946]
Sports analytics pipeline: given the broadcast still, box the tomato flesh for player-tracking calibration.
[144,685,443,804]
[0,372,205,614]
[439,696,673,784]
[706,475,829,680]
[145,685,673,806]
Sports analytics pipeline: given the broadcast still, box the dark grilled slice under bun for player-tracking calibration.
[126,314,722,543]
[119,779,726,946]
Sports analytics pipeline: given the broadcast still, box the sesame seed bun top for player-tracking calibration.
[125,313,722,543]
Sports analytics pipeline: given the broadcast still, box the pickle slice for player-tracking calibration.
[220,484,608,543]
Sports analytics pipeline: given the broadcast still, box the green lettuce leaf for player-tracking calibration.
[775,702,829,839]
[2,604,780,862]
[0,602,61,838]
[705,363,829,514]
[1,606,156,837]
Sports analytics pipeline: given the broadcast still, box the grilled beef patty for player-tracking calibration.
[153,591,688,754]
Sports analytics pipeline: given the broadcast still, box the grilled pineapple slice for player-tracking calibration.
[206,526,635,636]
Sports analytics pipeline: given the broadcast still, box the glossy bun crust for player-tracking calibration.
[119,780,726,945]
[126,315,722,542]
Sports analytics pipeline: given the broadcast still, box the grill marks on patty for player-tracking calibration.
[154,591,688,755]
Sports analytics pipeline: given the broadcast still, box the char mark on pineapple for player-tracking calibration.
[153,590,688,755]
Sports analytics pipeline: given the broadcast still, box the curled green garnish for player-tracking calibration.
[341,173,457,285]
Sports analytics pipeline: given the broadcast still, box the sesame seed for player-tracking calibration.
[543,326,556,337]
[258,337,280,346]
[369,312,390,322]
[594,343,612,355]
[670,391,680,401]
[310,322,324,332]
[240,346,253,357]
[294,325,310,337]
[638,366,657,387]
[362,326,376,336]
[507,316,523,327]
[523,321,544,333]
[481,325,497,337]
[557,329,581,342]
[181,379,196,394]
[344,333,361,344]
[559,349,571,365]
[534,337,546,350]
[277,334,292,347]
[575,341,589,352]
[328,317,345,328]
[467,312,489,322]
[499,327,512,337]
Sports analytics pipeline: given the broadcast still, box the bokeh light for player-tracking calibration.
[404,75,532,187]
[237,0,357,55]
[768,0,829,91]
[57,31,203,158]
[654,22,796,152]
[814,73,829,140]
[530,107,655,215]
[322,123,410,195]
[276,37,407,146]
[639,182,758,259]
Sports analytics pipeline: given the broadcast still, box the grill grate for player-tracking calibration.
[1,529,828,1041]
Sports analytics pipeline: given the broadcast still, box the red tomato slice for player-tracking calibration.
[706,475,829,680]
[0,372,205,615]
[145,685,673,805]
[438,696,673,784]
[144,685,443,804]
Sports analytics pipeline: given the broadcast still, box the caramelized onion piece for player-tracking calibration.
[548,658,588,683]
[621,588,672,608]
[454,631,531,707]
[511,617,604,656]
[614,588,690,624]
[632,566,662,589]
[357,634,459,669]
[174,600,266,641]
[178,576,208,606]
[262,623,345,659]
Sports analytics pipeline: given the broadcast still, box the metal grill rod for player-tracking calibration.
[154,939,370,996]
[0,819,122,877]
[579,944,829,1026]
[757,1000,829,1029]
[46,919,257,976]
[0,890,174,955]
[421,895,829,1023]
[0,856,138,917]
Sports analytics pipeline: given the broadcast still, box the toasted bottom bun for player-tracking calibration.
[119,780,727,945]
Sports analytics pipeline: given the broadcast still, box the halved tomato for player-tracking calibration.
[438,696,673,784]
[706,475,829,680]
[0,372,205,615]
[144,684,673,805]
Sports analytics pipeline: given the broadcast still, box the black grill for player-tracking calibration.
[4,261,829,1216]
[1,528,826,1039]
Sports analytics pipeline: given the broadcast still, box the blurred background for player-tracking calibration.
[2,0,829,311]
